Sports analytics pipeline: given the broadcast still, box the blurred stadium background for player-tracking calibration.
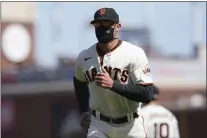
[1,2,206,138]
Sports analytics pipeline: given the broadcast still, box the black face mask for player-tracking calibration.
[95,26,115,44]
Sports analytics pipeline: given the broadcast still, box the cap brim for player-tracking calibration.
[90,18,117,24]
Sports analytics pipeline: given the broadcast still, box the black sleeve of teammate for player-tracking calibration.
[73,77,89,114]
[110,82,153,103]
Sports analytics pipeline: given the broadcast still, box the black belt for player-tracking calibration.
[92,110,139,124]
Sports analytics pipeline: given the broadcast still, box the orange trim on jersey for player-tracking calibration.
[140,83,153,86]
[141,116,148,138]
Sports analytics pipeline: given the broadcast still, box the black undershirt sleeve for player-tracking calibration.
[110,81,153,103]
[73,77,89,114]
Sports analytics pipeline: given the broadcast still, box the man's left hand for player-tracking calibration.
[94,67,113,89]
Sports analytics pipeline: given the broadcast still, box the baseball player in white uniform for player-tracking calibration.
[73,7,154,138]
[141,85,180,138]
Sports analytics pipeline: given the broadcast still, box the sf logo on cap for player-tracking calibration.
[99,8,106,16]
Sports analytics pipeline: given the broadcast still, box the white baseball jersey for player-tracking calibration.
[74,40,153,117]
[141,104,180,138]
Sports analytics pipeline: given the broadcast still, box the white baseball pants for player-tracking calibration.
[87,115,147,138]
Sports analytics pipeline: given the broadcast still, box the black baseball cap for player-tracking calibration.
[90,8,119,24]
[152,85,160,100]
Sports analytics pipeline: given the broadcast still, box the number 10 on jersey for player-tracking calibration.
[154,123,169,138]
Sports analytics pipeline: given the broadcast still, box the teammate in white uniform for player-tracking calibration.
[141,85,180,138]
[73,7,154,138]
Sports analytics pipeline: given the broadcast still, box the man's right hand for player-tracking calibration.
[80,112,91,131]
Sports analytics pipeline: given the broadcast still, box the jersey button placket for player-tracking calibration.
[103,52,111,66]
[103,52,113,115]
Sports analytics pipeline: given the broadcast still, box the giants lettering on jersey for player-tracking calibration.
[85,66,129,83]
